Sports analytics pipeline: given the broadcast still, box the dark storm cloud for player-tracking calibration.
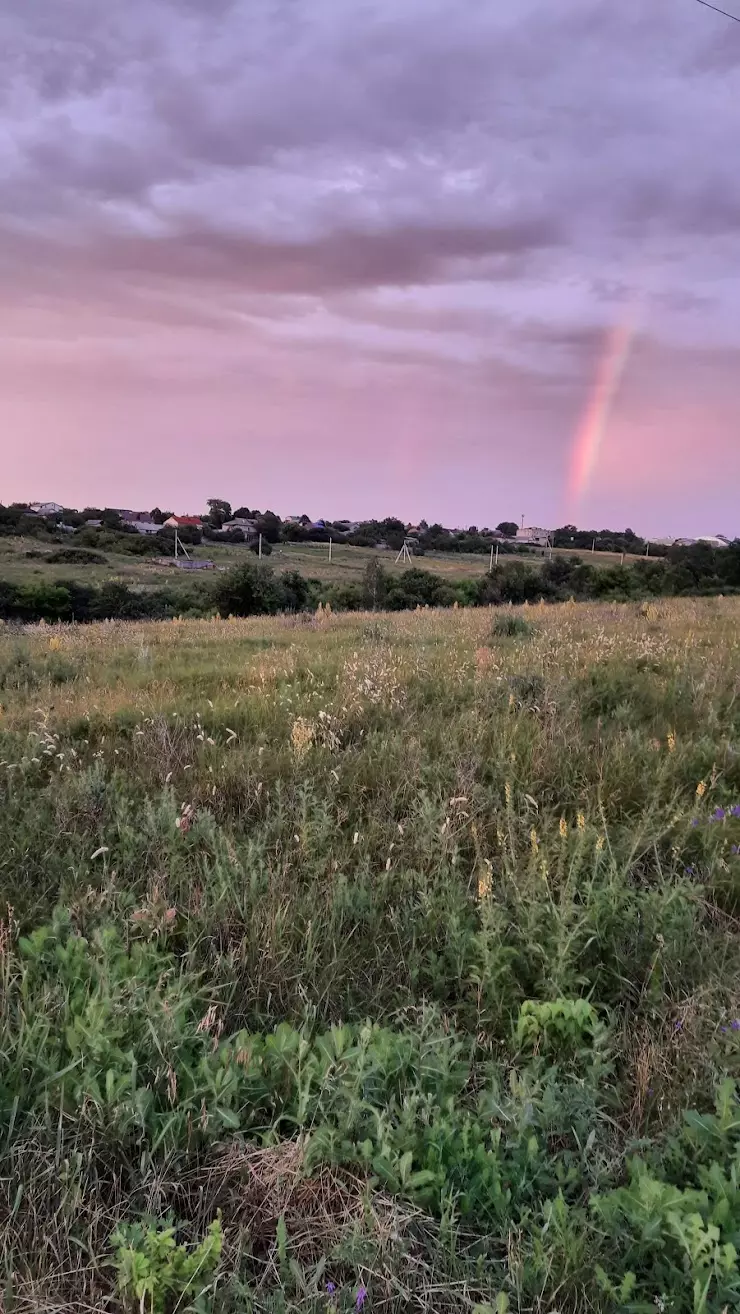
[3,0,740,352]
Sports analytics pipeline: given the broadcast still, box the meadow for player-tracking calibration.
[0,534,642,593]
[2,598,740,1312]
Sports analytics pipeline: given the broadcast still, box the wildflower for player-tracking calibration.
[505,780,512,807]
[696,780,706,799]
[667,731,676,754]
[732,1020,740,1032]
[710,806,726,822]
[478,860,493,900]
[596,835,605,852]
[559,817,568,839]
[356,1287,367,1311]
[732,805,740,818]
[326,1283,336,1295]
[530,828,539,856]
[577,813,586,831]
[732,845,740,856]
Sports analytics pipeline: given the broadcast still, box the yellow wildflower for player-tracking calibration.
[696,780,706,799]
[559,817,568,839]
[577,813,586,831]
[667,731,676,754]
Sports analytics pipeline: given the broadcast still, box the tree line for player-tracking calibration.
[0,501,675,559]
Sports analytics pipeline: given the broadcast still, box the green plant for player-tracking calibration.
[111,1216,222,1313]
[492,613,534,638]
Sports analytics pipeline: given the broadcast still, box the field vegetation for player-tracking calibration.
[2,599,740,1311]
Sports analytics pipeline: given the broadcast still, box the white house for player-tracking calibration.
[517,526,550,547]
[29,502,64,517]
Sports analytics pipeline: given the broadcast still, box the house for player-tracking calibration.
[115,509,154,524]
[132,521,162,535]
[517,526,550,546]
[29,502,64,517]
[163,516,203,529]
[217,519,258,539]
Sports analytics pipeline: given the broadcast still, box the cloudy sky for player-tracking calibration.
[2,0,740,534]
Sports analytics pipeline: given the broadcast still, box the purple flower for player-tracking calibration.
[711,807,726,823]
[674,1019,683,1031]
[326,1284,336,1296]
[731,1020,740,1032]
[732,805,740,818]
[732,845,740,856]
[356,1287,367,1310]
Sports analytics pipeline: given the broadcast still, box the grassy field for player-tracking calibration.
[0,535,644,592]
[2,598,740,1311]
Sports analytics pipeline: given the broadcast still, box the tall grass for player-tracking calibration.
[1,599,740,1310]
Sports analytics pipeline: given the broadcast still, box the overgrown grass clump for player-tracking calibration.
[491,612,534,639]
[1,598,740,1311]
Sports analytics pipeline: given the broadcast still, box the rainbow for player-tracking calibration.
[566,313,638,512]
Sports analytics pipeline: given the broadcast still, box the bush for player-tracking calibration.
[492,613,534,638]
[45,548,107,565]
[212,561,284,617]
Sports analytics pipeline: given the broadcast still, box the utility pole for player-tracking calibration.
[592,538,596,554]
[258,533,263,559]
[328,538,332,563]
[495,543,499,566]
[489,544,494,573]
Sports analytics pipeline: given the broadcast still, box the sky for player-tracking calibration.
[2,0,740,536]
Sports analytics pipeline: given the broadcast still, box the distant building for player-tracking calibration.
[115,509,153,524]
[29,502,64,517]
[163,516,203,529]
[132,521,162,535]
[517,526,550,546]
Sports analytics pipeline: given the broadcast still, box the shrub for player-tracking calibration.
[45,548,107,565]
[492,613,534,638]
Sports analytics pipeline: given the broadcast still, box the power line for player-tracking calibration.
[691,0,740,23]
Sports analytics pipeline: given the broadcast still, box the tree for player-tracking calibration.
[255,510,282,543]
[281,570,311,611]
[497,522,519,538]
[362,559,387,610]
[212,561,283,616]
[233,507,251,520]
[206,499,232,528]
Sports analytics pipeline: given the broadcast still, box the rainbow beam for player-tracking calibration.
[567,315,637,512]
